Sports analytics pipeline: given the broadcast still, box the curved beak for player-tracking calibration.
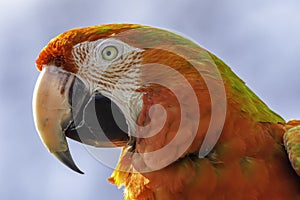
[33,66,84,174]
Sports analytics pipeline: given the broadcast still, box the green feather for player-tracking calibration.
[94,24,284,124]
[210,53,284,123]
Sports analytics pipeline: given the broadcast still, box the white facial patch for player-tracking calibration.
[73,38,141,69]
[72,38,143,90]
[71,38,144,136]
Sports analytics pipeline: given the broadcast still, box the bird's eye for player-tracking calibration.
[102,46,118,61]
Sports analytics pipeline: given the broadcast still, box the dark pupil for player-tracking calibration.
[106,50,112,56]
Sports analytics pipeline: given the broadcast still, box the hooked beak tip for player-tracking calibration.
[53,151,84,174]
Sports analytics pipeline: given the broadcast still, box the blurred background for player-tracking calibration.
[0,0,299,199]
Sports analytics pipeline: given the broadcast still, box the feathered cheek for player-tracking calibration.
[132,86,197,172]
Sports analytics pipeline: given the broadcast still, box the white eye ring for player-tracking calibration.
[101,46,118,61]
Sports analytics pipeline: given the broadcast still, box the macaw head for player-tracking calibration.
[33,24,228,174]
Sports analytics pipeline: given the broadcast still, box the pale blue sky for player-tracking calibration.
[0,1,299,200]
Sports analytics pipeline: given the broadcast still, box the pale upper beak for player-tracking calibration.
[32,65,129,174]
[33,65,84,174]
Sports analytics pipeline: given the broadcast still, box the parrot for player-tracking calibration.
[32,24,300,200]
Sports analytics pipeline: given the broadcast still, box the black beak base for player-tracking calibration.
[64,77,129,148]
